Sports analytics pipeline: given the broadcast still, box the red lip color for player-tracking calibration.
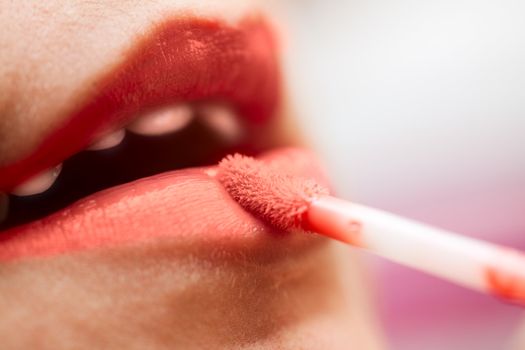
[0,148,329,261]
[0,16,280,191]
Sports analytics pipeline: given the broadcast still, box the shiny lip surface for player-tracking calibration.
[0,15,280,191]
[0,148,329,262]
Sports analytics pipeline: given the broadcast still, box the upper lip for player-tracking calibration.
[0,15,280,192]
[0,13,330,262]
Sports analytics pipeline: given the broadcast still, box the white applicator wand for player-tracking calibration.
[217,154,525,306]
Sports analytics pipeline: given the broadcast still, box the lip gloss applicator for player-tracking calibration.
[217,154,525,306]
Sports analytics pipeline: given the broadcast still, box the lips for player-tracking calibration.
[0,14,328,260]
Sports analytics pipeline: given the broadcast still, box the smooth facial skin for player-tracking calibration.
[0,1,384,349]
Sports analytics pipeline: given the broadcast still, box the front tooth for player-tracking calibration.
[87,129,126,151]
[11,164,62,196]
[127,104,193,136]
[0,193,8,223]
[198,104,243,143]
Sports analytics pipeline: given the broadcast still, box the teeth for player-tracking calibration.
[127,104,194,136]
[11,164,62,196]
[198,104,243,143]
[0,193,8,223]
[87,129,126,151]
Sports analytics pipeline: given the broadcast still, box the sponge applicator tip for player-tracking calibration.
[217,154,329,231]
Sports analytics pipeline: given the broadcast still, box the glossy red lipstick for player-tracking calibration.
[0,16,280,191]
[0,148,329,261]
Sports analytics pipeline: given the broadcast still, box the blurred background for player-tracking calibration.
[279,0,525,349]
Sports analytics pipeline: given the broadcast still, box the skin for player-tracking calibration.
[513,321,525,349]
[0,1,385,348]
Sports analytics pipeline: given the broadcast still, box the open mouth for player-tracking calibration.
[3,102,274,229]
[0,14,326,261]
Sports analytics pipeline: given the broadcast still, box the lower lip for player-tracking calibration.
[0,147,329,262]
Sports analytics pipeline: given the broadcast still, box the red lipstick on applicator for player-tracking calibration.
[217,154,525,307]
